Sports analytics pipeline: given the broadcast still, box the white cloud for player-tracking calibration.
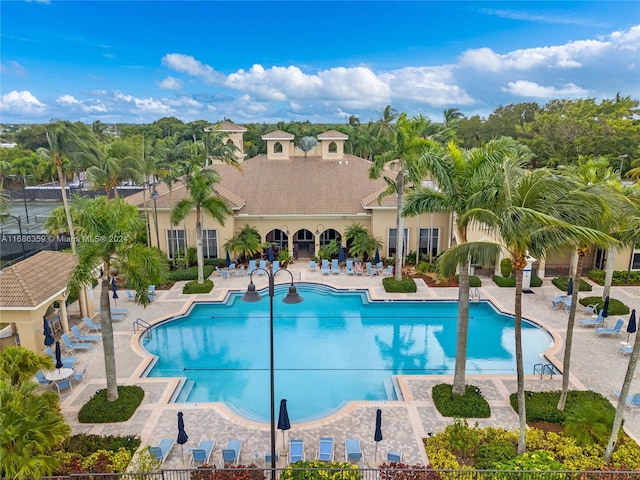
[161,53,225,85]
[0,90,46,113]
[0,61,27,76]
[502,80,588,97]
[56,94,107,112]
[159,76,183,90]
[384,66,474,106]
[113,91,174,115]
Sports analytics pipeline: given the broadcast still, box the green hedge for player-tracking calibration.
[432,383,491,418]
[280,460,361,480]
[552,276,592,292]
[455,275,482,287]
[183,279,214,294]
[579,296,629,315]
[492,275,542,287]
[63,434,140,457]
[588,269,640,286]
[168,265,215,282]
[382,277,417,293]
[508,390,613,425]
[78,386,144,423]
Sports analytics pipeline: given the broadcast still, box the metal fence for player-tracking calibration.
[37,468,640,480]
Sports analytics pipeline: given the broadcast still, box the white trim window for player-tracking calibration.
[419,228,439,260]
[202,229,218,259]
[167,229,186,259]
[388,228,409,258]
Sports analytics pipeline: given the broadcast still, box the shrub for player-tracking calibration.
[475,440,516,469]
[579,296,629,315]
[191,464,266,480]
[588,269,640,286]
[183,279,214,294]
[280,460,361,480]
[169,265,215,281]
[78,386,144,423]
[493,451,563,473]
[416,261,436,275]
[492,275,542,287]
[405,251,417,265]
[551,276,592,292]
[432,384,491,418]
[564,402,615,447]
[382,277,417,293]
[454,275,482,287]
[277,249,291,265]
[63,434,140,457]
[500,258,513,278]
[187,247,198,266]
[378,462,435,480]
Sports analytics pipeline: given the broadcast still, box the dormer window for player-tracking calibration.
[226,139,234,146]
[274,142,283,154]
[328,142,337,154]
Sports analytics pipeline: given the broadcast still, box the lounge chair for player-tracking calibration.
[620,344,633,355]
[111,307,129,315]
[321,259,330,275]
[288,439,305,464]
[551,296,567,309]
[126,290,136,301]
[366,262,374,276]
[595,318,624,337]
[354,263,363,276]
[331,259,340,274]
[248,259,256,275]
[614,390,640,410]
[344,438,363,463]
[578,313,604,328]
[316,437,334,462]
[585,303,599,315]
[71,325,101,343]
[191,439,215,465]
[258,260,267,275]
[382,265,393,277]
[234,266,246,277]
[264,451,279,465]
[387,450,403,463]
[221,270,230,280]
[563,297,573,313]
[147,285,156,301]
[44,347,77,368]
[346,260,354,275]
[309,260,317,272]
[83,316,101,332]
[272,260,280,274]
[221,440,242,465]
[150,438,175,463]
[61,333,93,354]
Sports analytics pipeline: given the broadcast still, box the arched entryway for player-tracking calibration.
[265,228,289,252]
[292,229,314,259]
[319,228,341,248]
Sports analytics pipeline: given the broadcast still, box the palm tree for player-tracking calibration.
[370,113,433,280]
[0,346,53,387]
[202,127,241,170]
[37,121,93,253]
[403,138,515,396]
[68,197,168,401]
[441,161,613,453]
[171,163,232,284]
[86,138,142,199]
[224,224,263,262]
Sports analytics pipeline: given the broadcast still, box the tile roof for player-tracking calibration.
[215,120,247,133]
[317,130,349,140]
[261,130,295,140]
[0,251,78,309]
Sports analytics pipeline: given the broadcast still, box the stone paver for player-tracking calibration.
[54,265,640,468]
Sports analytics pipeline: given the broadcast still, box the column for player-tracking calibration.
[537,257,546,279]
[59,299,70,333]
[78,288,87,319]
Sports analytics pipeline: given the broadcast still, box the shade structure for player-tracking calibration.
[627,309,637,342]
[602,296,610,319]
[177,411,189,462]
[566,277,574,296]
[43,317,55,346]
[374,248,381,265]
[277,398,291,449]
[54,341,63,370]
[338,246,345,263]
[226,250,231,266]
[373,408,383,463]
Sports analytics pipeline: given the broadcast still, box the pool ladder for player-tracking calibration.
[133,318,152,340]
[533,363,556,379]
[470,287,481,302]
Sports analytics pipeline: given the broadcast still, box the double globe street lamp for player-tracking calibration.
[242,267,303,479]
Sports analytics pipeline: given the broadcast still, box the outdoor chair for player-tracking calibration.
[264,451,279,465]
[316,437,334,462]
[191,440,215,465]
[309,260,317,272]
[288,439,305,464]
[126,290,136,301]
[346,260,354,275]
[234,266,246,277]
[595,318,624,337]
[387,450,403,463]
[72,365,88,382]
[35,370,52,386]
[354,263,363,276]
[331,259,340,274]
[83,316,101,332]
[221,440,242,465]
[71,325,101,343]
[382,265,393,277]
[620,344,633,355]
[344,438,363,463]
[150,438,175,463]
[44,347,77,368]
[366,262,374,276]
[248,260,256,275]
[258,260,267,274]
[61,333,93,354]
[321,259,329,275]
[221,270,230,280]
[55,378,73,397]
[272,260,280,274]
[578,313,604,328]
[614,390,640,411]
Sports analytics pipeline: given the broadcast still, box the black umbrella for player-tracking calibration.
[277,398,291,450]
[225,250,231,267]
[374,408,383,463]
[54,341,63,371]
[338,246,345,263]
[566,277,573,296]
[43,317,55,346]
[374,248,381,265]
[602,296,610,319]
[177,411,189,463]
[627,309,637,342]
[111,277,118,305]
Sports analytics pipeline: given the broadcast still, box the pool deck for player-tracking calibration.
[55,265,640,468]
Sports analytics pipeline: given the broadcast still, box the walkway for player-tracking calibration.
[55,265,640,468]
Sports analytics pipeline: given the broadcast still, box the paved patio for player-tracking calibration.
[53,264,640,468]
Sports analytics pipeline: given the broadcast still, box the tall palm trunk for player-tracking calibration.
[603,247,615,299]
[514,259,527,454]
[56,161,76,253]
[395,168,405,281]
[196,208,204,283]
[558,249,585,410]
[453,257,471,395]
[142,179,151,248]
[99,269,119,401]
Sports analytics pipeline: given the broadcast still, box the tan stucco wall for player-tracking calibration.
[2,302,59,354]
[320,140,345,160]
[265,140,294,160]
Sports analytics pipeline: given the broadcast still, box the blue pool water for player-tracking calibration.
[142,284,553,422]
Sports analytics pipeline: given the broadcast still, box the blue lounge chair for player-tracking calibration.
[614,390,640,410]
[264,451,279,465]
[346,260,354,275]
[354,262,363,276]
[316,437,334,462]
[288,439,305,464]
[578,313,604,328]
[309,260,317,272]
[147,285,156,301]
[595,318,624,337]
[366,262,374,276]
[71,325,101,343]
[344,438,363,463]
[248,259,256,275]
[387,450,403,463]
[585,303,599,315]
[44,347,77,368]
[331,259,340,274]
[563,297,573,313]
[150,438,174,463]
[221,439,242,465]
[61,333,93,353]
[258,260,267,274]
[321,259,329,275]
[382,265,393,277]
[126,290,136,301]
[551,296,567,309]
[111,307,129,315]
[191,439,215,465]
[620,344,633,355]
[83,316,101,332]
[272,260,280,274]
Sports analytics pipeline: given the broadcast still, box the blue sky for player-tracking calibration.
[1,1,638,125]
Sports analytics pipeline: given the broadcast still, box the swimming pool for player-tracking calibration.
[142,284,553,422]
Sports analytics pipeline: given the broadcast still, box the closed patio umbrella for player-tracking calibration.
[566,277,573,296]
[225,250,231,266]
[111,277,118,306]
[177,411,189,463]
[54,341,63,371]
[268,246,275,262]
[374,408,382,464]
[627,309,637,342]
[374,248,381,265]
[602,296,610,319]
[338,246,345,263]
[277,398,291,450]
[43,317,55,347]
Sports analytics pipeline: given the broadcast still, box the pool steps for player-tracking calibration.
[384,376,403,401]
[175,379,195,402]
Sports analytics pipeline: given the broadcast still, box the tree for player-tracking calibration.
[86,138,142,198]
[68,197,168,401]
[298,136,318,157]
[403,138,515,395]
[370,113,433,280]
[0,346,53,387]
[171,160,232,284]
[224,224,263,262]
[37,121,93,253]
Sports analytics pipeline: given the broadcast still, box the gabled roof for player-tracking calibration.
[317,130,349,140]
[0,251,77,309]
[261,130,295,140]
[215,120,247,133]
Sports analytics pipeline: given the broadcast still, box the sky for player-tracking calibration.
[1,1,639,125]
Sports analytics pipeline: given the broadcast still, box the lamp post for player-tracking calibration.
[619,154,629,179]
[9,175,30,223]
[150,184,161,252]
[242,268,303,479]
[1,214,26,256]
